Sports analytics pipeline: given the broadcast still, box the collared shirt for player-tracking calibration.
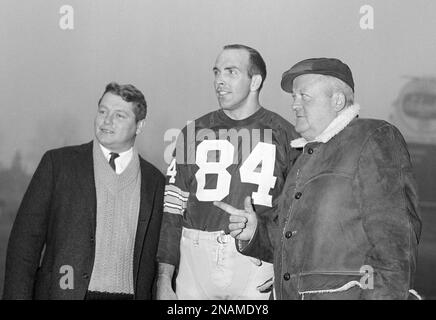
[99,143,133,174]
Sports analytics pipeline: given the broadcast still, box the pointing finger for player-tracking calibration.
[229,215,247,223]
[214,201,243,216]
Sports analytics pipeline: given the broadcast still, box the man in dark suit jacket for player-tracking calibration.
[3,82,165,300]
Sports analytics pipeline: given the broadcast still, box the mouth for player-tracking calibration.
[216,90,231,97]
[100,128,115,134]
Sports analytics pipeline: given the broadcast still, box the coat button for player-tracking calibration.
[283,273,290,281]
[308,148,313,154]
[285,231,293,239]
[82,273,89,280]
[90,236,95,244]
[294,192,302,199]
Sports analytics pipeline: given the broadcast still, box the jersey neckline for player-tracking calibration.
[216,107,266,126]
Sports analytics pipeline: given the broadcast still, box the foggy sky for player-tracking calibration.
[1,0,436,173]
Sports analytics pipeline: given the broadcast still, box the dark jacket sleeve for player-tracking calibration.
[238,121,298,263]
[3,152,54,299]
[237,210,275,263]
[356,125,422,299]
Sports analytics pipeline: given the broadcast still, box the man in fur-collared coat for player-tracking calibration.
[215,58,422,300]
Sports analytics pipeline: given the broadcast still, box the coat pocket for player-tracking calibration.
[298,272,365,300]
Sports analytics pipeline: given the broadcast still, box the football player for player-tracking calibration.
[156,44,299,299]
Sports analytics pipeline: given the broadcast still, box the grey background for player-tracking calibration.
[1,0,435,298]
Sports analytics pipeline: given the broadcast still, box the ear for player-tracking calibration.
[136,119,145,135]
[332,92,346,112]
[250,74,263,92]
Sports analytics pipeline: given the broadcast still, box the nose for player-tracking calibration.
[292,103,302,111]
[291,96,302,111]
[214,74,225,88]
[103,113,113,125]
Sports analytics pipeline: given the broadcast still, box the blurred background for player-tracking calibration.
[1,0,435,298]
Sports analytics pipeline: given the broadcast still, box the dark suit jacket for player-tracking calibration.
[3,141,165,300]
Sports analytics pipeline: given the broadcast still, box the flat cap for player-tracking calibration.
[281,57,354,92]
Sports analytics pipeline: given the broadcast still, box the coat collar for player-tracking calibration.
[73,142,97,235]
[290,104,360,148]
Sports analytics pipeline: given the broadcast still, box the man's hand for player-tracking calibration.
[156,263,178,300]
[213,196,257,241]
[257,277,274,293]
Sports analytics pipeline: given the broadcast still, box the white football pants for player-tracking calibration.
[176,227,273,300]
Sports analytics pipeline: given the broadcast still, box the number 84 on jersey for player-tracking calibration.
[166,140,277,207]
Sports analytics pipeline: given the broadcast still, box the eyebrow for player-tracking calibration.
[212,66,240,72]
[98,105,130,114]
[290,90,311,96]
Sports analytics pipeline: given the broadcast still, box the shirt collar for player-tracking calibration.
[290,104,360,148]
[98,143,134,174]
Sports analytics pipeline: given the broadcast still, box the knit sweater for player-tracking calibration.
[88,140,141,294]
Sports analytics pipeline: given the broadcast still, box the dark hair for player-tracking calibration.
[98,82,147,121]
[223,44,267,91]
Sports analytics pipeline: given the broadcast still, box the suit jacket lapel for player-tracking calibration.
[74,141,97,233]
[133,158,155,285]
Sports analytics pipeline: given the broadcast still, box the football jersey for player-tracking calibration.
[157,107,299,266]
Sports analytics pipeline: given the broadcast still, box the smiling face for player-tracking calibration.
[291,74,338,141]
[213,49,254,113]
[94,92,143,152]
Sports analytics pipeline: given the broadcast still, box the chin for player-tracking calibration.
[294,126,306,135]
[96,135,113,146]
[220,103,237,111]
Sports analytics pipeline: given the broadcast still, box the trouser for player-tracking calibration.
[176,227,273,300]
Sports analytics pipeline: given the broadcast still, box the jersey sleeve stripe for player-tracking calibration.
[165,184,190,198]
[164,194,186,208]
[164,202,183,210]
[164,190,189,202]
[163,205,184,215]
